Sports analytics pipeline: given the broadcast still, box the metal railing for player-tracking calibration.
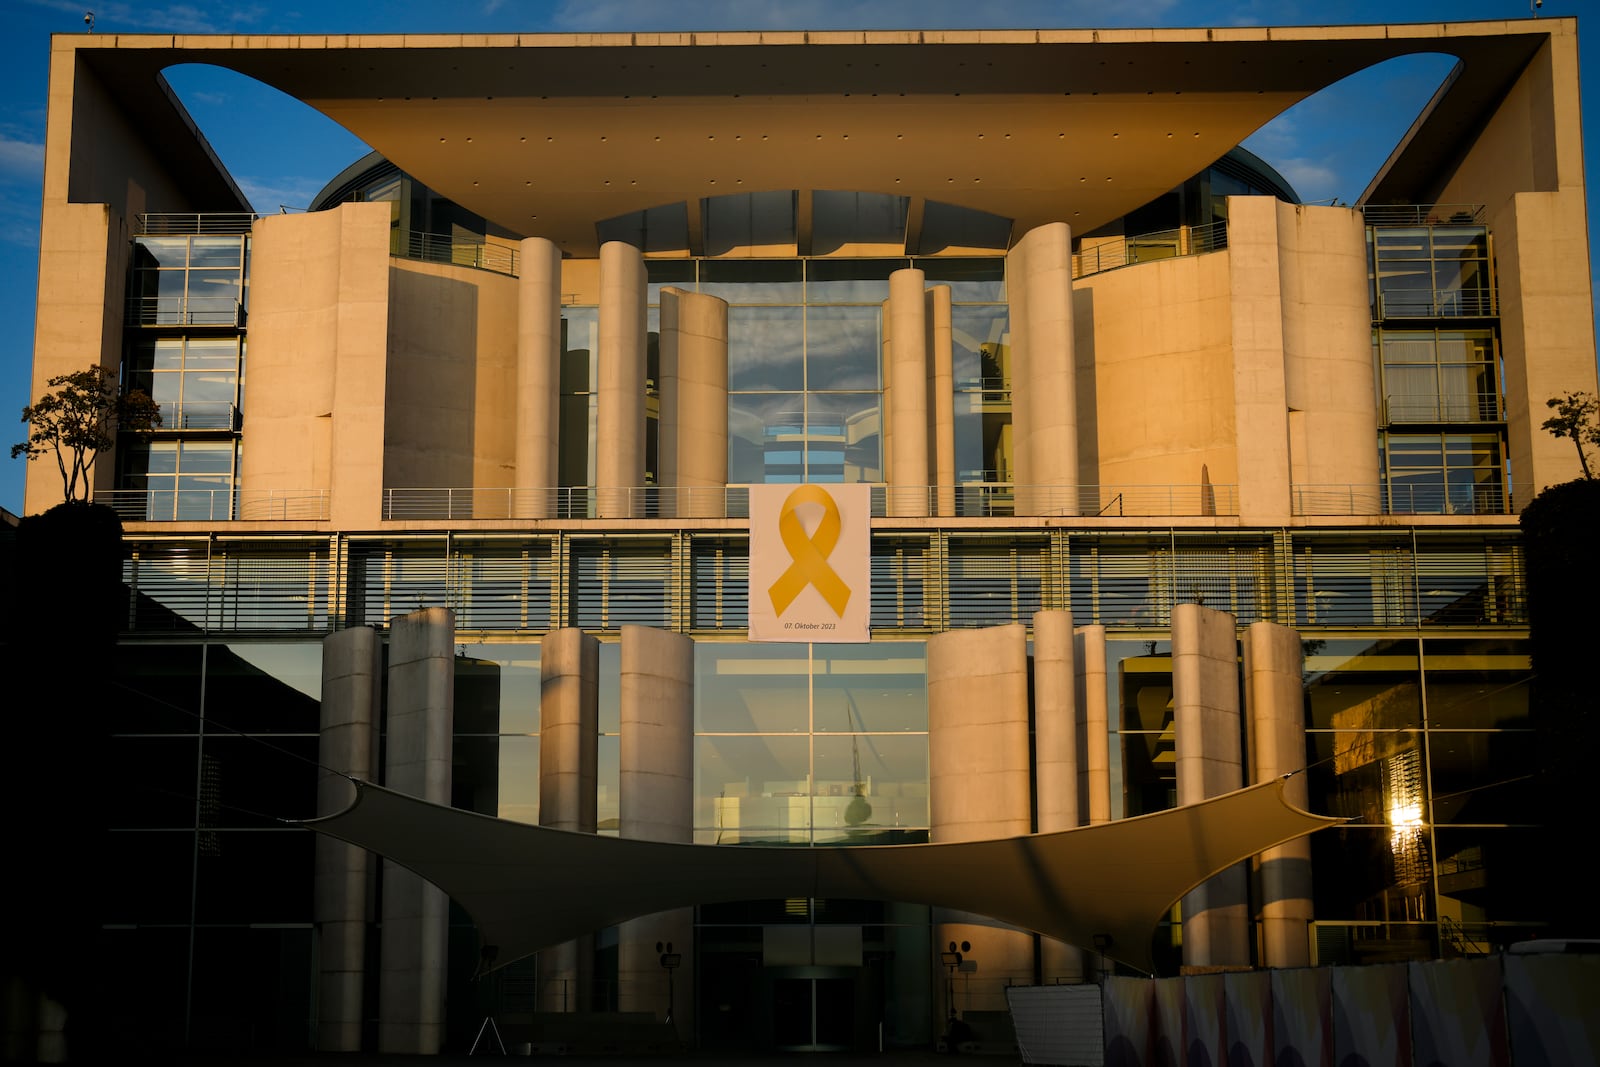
[380,483,1242,521]
[132,401,239,432]
[1376,287,1496,319]
[1383,395,1501,425]
[125,296,245,327]
[1073,220,1228,279]
[403,232,521,277]
[1362,203,1485,226]
[100,489,330,522]
[1292,483,1512,516]
[135,212,260,235]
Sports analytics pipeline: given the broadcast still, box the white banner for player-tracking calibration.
[748,483,871,643]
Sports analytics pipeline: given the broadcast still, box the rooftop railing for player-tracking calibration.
[135,213,260,235]
[1361,204,1486,226]
[380,483,1242,521]
[1072,220,1228,279]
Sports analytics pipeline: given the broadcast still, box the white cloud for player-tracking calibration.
[1272,159,1343,204]
[0,136,46,178]
[236,175,329,213]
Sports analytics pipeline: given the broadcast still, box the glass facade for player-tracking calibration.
[1369,221,1509,514]
[555,258,1011,490]
[119,233,250,517]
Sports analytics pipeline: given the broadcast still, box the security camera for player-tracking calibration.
[84,11,94,30]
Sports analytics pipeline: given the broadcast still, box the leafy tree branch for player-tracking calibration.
[1541,391,1600,480]
[12,366,161,503]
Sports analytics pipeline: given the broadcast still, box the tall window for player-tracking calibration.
[129,235,248,326]
[1375,329,1500,424]
[1369,224,1493,320]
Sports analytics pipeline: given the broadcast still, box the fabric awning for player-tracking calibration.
[304,776,1338,974]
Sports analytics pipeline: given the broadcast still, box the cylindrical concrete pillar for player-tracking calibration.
[516,237,562,517]
[927,285,956,517]
[540,628,599,832]
[1244,621,1313,968]
[380,607,455,1054]
[617,626,695,1035]
[315,626,381,1052]
[928,625,1035,1022]
[659,287,729,519]
[596,241,647,518]
[1073,625,1112,826]
[1005,223,1077,516]
[886,269,931,516]
[1172,604,1249,970]
[539,628,600,1012]
[1032,611,1086,982]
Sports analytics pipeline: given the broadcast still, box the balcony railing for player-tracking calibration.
[1383,395,1502,425]
[125,296,245,328]
[380,483,1242,521]
[1293,483,1512,516]
[1073,220,1228,279]
[135,212,260,235]
[1376,288,1496,319]
[1361,204,1485,226]
[133,401,240,432]
[403,232,521,277]
[100,489,330,522]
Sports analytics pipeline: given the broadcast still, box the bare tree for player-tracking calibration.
[1541,391,1600,480]
[12,366,161,503]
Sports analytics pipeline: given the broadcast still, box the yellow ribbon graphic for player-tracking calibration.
[767,485,853,618]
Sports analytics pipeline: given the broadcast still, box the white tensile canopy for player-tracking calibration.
[305,776,1339,974]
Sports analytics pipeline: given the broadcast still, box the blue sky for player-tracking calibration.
[2,0,1596,513]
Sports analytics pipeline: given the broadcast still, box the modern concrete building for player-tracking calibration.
[16,17,1596,1056]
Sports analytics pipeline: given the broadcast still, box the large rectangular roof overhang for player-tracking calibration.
[56,21,1558,254]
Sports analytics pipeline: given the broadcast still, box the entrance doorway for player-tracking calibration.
[772,969,856,1051]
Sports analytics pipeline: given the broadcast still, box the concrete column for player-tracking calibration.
[242,203,391,528]
[1032,611,1086,982]
[617,627,695,1036]
[927,286,956,517]
[659,287,729,519]
[1244,621,1313,968]
[1225,197,1295,523]
[315,626,381,1051]
[1172,604,1248,970]
[1073,625,1112,826]
[886,268,931,516]
[928,625,1035,1017]
[1277,204,1380,498]
[596,241,647,518]
[380,607,455,1054]
[516,237,562,517]
[538,628,599,1012]
[1005,223,1077,516]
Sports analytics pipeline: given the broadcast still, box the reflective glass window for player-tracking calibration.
[702,193,798,259]
[806,306,880,391]
[811,191,908,255]
[728,306,805,392]
[1303,638,1421,730]
[696,643,810,733]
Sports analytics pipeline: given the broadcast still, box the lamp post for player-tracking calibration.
[940,939,971,1046]
[656,941,682,1028]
